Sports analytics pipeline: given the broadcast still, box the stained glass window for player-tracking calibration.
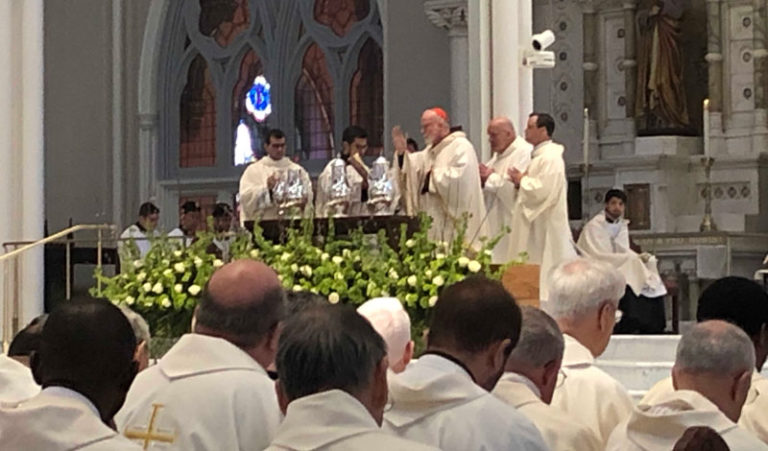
[198,0,250,48]
[295,43,335,161]
[350,38,384,155]
[232,49,266,164]
[179,54,217,168]
[314,0,370,37]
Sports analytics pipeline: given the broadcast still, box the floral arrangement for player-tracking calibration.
[93,214,520,340]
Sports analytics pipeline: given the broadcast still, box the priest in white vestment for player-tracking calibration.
[494,306,602,451]
[0,354,39,404]
[547,258,634,447]
[641,276,768,444]
[239,128,313,222]
[578,188,666,333]
[383,277,548,450]
[392,108,488,248]
[168,200,201,247]
[0,299,141,450]
[508,113,576,301]
[119,201,159,259]
[607,321,768,451]
[357,297,414,373]
[316,126,371,217]
[116,260,284,450]
[479,117,532,264]
[266,304,436,451]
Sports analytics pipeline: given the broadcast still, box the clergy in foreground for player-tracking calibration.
[0,354,39,404]
[357,297,414,373]
[315,126,370,217]
[384,276,548,450]
[480,117,532,264]
[508,113,576,301]
[493,306,602,451]
[119,202,159,259]
[393,108,487,247]
[266,304,437,451]
[239,128,313,222]
[641,276,768,444]
[116,260,285,450]
[607,321,768,451]
[547,258,634,446]
[0,298,140,450]
[577,189,667,333]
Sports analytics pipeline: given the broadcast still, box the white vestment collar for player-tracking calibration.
[259,156,295,169]
[42,386,100,418]
[271,389,379,450]
[562,334,595,367]
[497,372,543,404]
[159,333,267,380]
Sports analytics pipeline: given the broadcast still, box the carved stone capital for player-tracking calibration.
[424,0,468,35]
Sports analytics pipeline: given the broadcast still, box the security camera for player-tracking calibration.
[523,29,556,69]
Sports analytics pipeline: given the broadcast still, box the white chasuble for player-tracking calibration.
[0,354,39,404]
[239,156,313,222]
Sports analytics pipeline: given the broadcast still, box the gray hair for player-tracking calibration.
[509,306,564,367]
[675,320,755,375]
[119,306,150,346]
[547,258,626,320]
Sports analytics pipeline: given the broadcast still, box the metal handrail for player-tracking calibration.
[2,224,116,352]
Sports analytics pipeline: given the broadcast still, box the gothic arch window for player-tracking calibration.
[157,0,383,213]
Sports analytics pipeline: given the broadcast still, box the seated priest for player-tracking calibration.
[315,126,370,217]
[607,321,768,451]
[239,128,313,222]
[119,202,159,259]
[206,202,235,260]
[168,200,201,247]
[577,188,667,333]
[266,304,437,451]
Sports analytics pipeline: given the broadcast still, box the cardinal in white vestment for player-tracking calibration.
[0,354,39,404]
[239,129,313,222]
[116,261,284,451]
[508,113,576,301]
[392,108,487,248]
[608,321,768,451]
[641,276,768,444]
[547,258,634,447]
[493,307,602,451]
[480,117,532,264]
[265,305,437,451]
[315,126,371,217]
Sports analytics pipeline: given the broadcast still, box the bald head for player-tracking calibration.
[487,117,517,153]
[675,320,755,376]
[194,259,286,348]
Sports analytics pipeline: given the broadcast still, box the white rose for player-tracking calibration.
[428,295,438,307]
[342,249,351,257]
[389,270,399,280]
[334,272,344,281]
[125,296,135,305]
[249,249,260,258]
[136,272,146,282]
[173,250,183,258]
[277,274,284,282]
[435,253,446,260]
[174,262,186,273]
[405,239,415,248]
[310,288,319,294]
[293,285,304,292]
[187,284,201,296]
[174,284,183,294]
[213,259,224,268]
[133,260,143,268]
[353,255,360,262]
[425,269,433,279]
[468,260,482,273]
[161,259,170,267]
[162,268,173,277]
[301,265,313,277]
[290,263,299,273]
[280,252,292,262]
[407,275,418,287]
[142,282,152,293]
[321,253,330,262]
[161,296,171,308]
[332,256,343,265]
[194,257,203,267]
[484,249,493,256]
[152,282,164,294]
[328,292,340,304]
[458,256,470,268]
[432,275,445,287]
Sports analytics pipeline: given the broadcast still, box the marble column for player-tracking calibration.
[753,0,768,146]
[705,0,724,152]
[424,0,470,135]
[0,0,45,341]
[622,0,638,119]
[582,1,599,116]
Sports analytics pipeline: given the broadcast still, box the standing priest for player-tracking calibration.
[393,108,487,247]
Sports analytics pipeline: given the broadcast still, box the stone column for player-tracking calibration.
[622,0,638,118]
[425,0,470,133]
[582,1,599,116]
[705,0,724,153]
[138,114,159,207]
[0,0,45,341]
[753,0,768,143]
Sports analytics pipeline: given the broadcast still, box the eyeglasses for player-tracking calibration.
[555,369,568,389]
[615,309,624,323]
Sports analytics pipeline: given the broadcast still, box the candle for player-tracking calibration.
[583,108,590,169]
[703,98,710,159]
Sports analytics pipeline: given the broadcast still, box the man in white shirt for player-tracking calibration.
[642,276,768,444]
[168,200,201,247]
[357,297,414,373]
[116,260,285,450]
[119,202,159,259]
[547,257,634,446]
[494,306,602,451]
[207,202,235,260]
[577,188,666,333]
[508,113,577,301]
[384,276,548,450]
[0,298,140,450]
[316,126,370,217]
[239,128,313,221]
[266,304,436,451]
[479,117,532,264]
[607,321,768,451]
